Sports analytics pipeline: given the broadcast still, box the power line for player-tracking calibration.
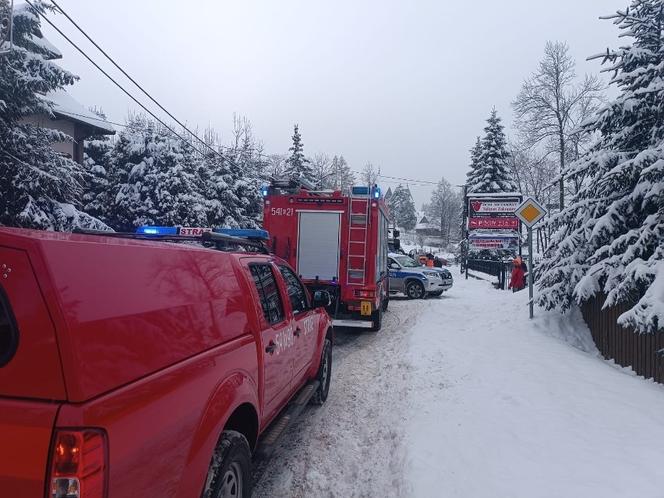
[379,174,438,185]
[24,0,214,159]
[38,3,447,188]
[48,0,223,160]
[65,106,444,187]
[28,3,445,189]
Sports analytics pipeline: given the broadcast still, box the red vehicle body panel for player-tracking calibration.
[0,399,59,496]
[263,188,390,317]
[0,227,332,498]
[0,243,66,399]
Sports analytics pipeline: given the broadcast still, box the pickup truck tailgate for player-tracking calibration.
[0,398,60,497]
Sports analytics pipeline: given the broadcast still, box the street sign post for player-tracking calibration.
[515,197,547,319]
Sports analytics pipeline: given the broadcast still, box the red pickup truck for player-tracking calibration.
[0,227,334,498]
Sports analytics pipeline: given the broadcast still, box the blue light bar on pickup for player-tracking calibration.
[214,228,270,240]
[136,226,179,235]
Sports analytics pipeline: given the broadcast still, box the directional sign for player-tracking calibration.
[515,197,547,227]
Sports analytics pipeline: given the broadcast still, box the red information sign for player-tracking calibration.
[468,217,519,229]
[469,199,520,216]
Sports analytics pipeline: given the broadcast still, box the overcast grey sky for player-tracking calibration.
[42,0,626,206]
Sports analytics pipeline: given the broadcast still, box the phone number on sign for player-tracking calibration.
[270,207,294,217]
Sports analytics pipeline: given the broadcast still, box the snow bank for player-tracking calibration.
[532,303,599,356]
[405,269,664,498]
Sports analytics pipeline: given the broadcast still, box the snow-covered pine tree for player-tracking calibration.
[203,152,246,229]
[227,157,262,228]
[82,108,114,224]
[110,116,207,231]
[468,110,517,193]
[538,0,664,333]
[465,137,483,190]
[284,124,313,183]
[388,184,417,230]
[0,2,107,230]
[228,119,263,227]
[198,123,260,229]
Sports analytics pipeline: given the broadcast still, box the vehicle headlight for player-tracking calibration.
[423,271,439,278]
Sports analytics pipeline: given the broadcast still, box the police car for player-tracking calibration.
[388,252,454,299]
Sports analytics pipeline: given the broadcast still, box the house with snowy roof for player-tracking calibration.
[23,90,115,164]
[18,5,114,163]
[415,215,441,237]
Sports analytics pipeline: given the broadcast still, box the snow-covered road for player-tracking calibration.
[254,268,664,497]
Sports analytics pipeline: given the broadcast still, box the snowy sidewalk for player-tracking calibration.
[406,269,664,498]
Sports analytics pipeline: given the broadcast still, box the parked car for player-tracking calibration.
[0,227,334,498]
[388,253,454,298]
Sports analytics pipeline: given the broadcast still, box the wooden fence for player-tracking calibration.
[465,259,511,289]
[581,294,664,384]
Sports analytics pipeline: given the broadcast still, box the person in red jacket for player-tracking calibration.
[509,257,526,292]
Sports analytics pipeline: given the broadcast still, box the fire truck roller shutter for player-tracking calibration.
[297,211,341,281]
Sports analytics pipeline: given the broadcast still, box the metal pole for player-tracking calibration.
[528,226,534,319]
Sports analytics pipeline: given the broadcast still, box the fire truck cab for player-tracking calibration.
[262,179,390,331]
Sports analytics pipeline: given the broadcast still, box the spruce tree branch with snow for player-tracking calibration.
[0,1,108,231]
[537,0,664,333]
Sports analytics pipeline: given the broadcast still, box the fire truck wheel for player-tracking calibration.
[311,337,332,405]
[381,295,389,312]
[207,431,252,498]
[406,280,425,300]
[370,306,383,332]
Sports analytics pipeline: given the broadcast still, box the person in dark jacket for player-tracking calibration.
[509,257,526,292]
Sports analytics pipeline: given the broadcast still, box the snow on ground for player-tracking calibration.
[407,268,664,498]
[254,269,664,498]
[253,298,427,497]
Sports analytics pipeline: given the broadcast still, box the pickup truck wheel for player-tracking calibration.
[311,338,332,405]
[207,431,252,498]
[406,280,425,299]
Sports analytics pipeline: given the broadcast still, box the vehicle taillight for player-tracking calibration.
[354,289,375,298]
[48,430,107,498]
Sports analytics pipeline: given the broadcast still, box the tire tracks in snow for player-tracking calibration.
[252,298,429,497]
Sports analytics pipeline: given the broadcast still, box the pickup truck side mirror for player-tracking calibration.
[312,290,332,308]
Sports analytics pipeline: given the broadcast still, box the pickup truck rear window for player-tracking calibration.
[250,264,285,325]
[0,289,18,367]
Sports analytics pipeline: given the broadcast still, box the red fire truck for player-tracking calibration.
[262,180,390,331]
